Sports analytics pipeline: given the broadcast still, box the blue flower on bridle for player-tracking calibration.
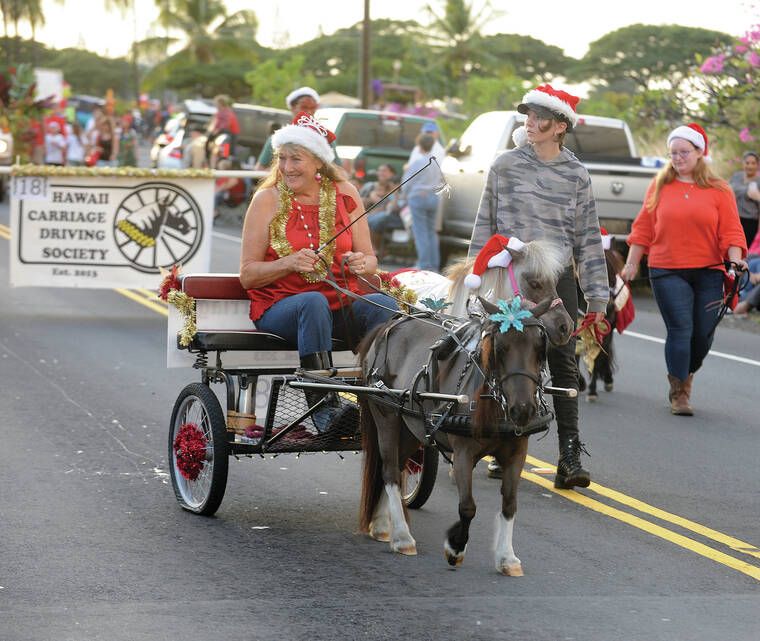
[489,296,533,333]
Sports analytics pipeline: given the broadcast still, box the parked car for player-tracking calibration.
[232,102,291,166]
[437,111,663,263]
[314,108,444,182]
[150,99,216,169]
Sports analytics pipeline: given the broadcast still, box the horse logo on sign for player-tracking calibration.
[113,182,203,273]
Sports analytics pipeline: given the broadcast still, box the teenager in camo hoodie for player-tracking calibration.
[468,84,609,489]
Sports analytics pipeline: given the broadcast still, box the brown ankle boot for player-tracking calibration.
[667,374,693,416]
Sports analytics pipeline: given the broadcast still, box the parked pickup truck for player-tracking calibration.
[438,111,662,261]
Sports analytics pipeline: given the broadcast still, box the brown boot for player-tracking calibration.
[667,374,693,416]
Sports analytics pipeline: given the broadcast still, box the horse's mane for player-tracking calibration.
[446,240,565,317]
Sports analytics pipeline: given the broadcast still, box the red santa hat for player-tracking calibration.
[600,226,612,251]
[517,84,580,129]
[464,234,526,289]
[667,123,710,161]
[271,111,336,165]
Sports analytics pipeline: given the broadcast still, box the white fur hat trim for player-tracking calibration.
[285,86,320,109]
[520,89,578,127]
[487,248,512,269]
[512,125,529,148]
[272,123,333,165]
[601,234,612,250]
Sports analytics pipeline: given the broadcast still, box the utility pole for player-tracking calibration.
[360,0,371,108]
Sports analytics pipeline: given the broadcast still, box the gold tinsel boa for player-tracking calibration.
[10,164,214,179]
[270,179,336,283]
[167,290,197,348]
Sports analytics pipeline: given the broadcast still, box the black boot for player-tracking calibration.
[554,434,591,489]
[300,352,354,435]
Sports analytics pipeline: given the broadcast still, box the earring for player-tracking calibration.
[315,171,322,182]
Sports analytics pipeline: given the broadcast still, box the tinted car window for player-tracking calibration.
[506,122,631,159]
[337,114,432,151]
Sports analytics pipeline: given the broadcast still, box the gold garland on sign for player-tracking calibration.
[270,179,336,283]
[10,164,213,179]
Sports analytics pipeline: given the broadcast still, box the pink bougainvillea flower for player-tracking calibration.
[747,51,760,67]
[739,128,755,143]
[700,55,725,74]
[735,45,748,53]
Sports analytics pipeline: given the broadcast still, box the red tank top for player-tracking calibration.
[248,185,360,321]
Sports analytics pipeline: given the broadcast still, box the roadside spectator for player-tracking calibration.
[255,87,322,170]
[729,150,760,246]
[207,94,240,159]
[184,127,208,169]
[214,158,247,220]
[408,121,445,167]
[622,123,747,416]
[360,164,402,250]
[402,133,441,271]
[65,121,87,166]
[732,261,760,317]
[94,117,119,167]
[117,114,138,167]
[44,121,67,166]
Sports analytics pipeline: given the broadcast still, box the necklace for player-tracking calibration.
[271,179,336,283]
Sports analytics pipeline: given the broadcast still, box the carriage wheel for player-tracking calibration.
[169,383,229,516]
[403,444,439,509]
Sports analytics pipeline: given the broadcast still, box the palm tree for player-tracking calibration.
[424,0,499,94]
[137,0,259,92]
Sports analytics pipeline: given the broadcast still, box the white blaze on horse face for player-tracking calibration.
[494,513,522,576]
[385,484,417,555]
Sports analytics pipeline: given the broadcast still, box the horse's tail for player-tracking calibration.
[358,397,384,533]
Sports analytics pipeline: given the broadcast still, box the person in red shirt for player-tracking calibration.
[239,112,397,434]
[622,124,747,415]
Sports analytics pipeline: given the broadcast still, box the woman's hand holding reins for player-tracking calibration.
[344,250,369,275]
[288,248,320,273]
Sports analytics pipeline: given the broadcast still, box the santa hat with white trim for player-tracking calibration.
[667,123,710,161]
[464,234,526,289]
[285,86,320,110]
[600,226,612,251]
[271,111,336,165]
[511,84,581,148]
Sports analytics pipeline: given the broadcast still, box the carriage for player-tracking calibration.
[166,273,440,516]
[165,240,579,574]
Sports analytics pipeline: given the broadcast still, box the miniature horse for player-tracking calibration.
[577,248,625,400]
[358,241,573,575]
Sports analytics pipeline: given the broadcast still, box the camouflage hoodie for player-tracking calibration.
[468,144,609,313]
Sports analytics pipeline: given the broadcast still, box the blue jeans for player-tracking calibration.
[738,256,760,302]
[409,193,440,271]
[649,268,723,380]
[254,291,398,356]
[368,209,403,232]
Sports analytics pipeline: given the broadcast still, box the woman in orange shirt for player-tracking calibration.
[622,124,747,416]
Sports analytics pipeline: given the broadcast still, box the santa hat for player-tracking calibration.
[272,111,336,165]
[285,86,320,109]
[517,84,580,129]
[464,234,526,289]
[667,123,710,161]
[600,226,612,251]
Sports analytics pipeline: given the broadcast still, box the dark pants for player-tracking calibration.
[649,267,723,380]
[549,269,580,445]
[740,217,758,249]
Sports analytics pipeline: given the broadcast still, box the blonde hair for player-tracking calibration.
[645,156,730,210]
[256,143,347,193]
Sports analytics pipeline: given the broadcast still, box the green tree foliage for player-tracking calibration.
[476,34,571,82]
[575,24,731,91]
[244,55,317,107]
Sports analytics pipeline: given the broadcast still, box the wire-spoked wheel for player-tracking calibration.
[169,383,229,516]
[403,444,439,509]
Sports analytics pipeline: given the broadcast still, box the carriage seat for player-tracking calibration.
[178,274,345,353]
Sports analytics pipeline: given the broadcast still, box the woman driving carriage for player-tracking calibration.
[239,112,398,434]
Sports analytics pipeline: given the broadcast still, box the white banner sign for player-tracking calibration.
[10,175,214,289]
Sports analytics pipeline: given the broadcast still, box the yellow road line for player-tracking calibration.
[525,454,760,561]
[114,288,168,316]
[0,223,10,239]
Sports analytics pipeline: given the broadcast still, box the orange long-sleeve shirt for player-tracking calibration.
[628,179,747,269]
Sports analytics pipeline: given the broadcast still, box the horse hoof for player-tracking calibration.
[586,394,598,403]
[604,383,613,392]
[369,529,390,542]
[395,543,417,556]
[444,540,466,566]
[499,562,523,576]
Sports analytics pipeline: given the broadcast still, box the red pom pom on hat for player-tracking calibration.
[464,234,526,289]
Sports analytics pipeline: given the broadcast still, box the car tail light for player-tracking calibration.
[354,157,366,180]
[169,148,183,159]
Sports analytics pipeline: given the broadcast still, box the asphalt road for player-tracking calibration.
[1,203,759,641]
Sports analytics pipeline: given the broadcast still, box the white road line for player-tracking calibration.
[623,330,760,368]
